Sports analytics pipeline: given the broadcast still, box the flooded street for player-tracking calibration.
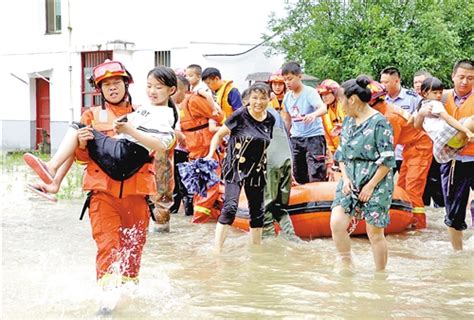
[2,163,474,319]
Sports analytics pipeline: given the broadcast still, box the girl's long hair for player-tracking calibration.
[147,66,179,129]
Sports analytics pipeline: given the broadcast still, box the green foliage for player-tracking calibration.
[266,0,473,87]
[1,151,84,200]
[56,162,84,200]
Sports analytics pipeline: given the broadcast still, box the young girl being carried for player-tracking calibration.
[24,66,178,187]
[411,77,474,163]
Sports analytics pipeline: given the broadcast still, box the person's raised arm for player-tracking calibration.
[412,102,432,130]
[206,125,231,159]
[439,111,474,138]
[114,121,166,152]
[303,90,327,124]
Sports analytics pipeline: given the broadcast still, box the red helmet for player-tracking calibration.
[367,80,387,106]
[268,70,284,83]
[317,79,340,96]
[90,60,133,88]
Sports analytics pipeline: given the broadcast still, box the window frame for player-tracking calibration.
[81,51,113,113]
[45,0,62,34]
[155,50,171,67]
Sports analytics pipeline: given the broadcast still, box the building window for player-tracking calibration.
[46,0,62,34]
[155,51,171,67]
[81,51,113,113]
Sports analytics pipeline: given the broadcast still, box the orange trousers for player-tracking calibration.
[191,154,223,223]
[89,191,150,281]
[397,142,432,229]
[192,183,223,223]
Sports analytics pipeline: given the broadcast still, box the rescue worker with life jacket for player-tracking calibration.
[267,70,286,113]
[316,79,346,181]
[367,79,433,229]
[75,60,158,291]
[176,75,225,223]
[202,67,243,119]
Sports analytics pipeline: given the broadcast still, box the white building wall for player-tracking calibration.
[0,0,286,151]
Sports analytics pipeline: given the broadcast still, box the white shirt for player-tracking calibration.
[192,80,220,121]
[192,81,212,96]
[419,100,448,141]
[116,104,175,150]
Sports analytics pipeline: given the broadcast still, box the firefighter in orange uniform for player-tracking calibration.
[176,76,225,223]
[75,60,157,288]
[367,80,432,228]
[316,79,345,180]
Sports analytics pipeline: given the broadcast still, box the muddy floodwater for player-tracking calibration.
[2,163,473,319]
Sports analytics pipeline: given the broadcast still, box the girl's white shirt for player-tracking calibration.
[116,104,176,150]
[419,100,449,141]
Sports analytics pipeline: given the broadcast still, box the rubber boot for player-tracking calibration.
[214,222,229,253]
[249,227,263,245]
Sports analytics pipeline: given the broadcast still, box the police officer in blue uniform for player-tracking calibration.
[380,66,421,172]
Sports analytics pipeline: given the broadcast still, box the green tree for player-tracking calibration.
[265,0,473,87]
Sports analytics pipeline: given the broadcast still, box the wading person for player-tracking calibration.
[177,75,225,223]
[206,83,275,253]
[24,61,178,312]
[330,75,396,272]
[415,61,474,250]
[367,80,432,229]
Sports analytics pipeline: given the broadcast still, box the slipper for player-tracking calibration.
[25,183,57,202]
[23,153,54,184]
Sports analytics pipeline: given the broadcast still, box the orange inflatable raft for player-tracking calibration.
[232,181,414,239]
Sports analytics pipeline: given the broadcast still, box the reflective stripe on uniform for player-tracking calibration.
[194,205,211,216]
[121,275,139,285]
[412,206,426,214]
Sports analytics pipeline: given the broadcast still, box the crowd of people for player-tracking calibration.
[23,58,473,310]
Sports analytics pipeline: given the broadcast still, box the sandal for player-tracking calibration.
[25,183,57,202]
[23,153,54,184]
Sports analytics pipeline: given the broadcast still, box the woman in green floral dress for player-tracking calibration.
[330,75,396,272]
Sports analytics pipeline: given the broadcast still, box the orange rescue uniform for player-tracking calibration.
[374,101,432,229]
[180,93,225,223]
[322,101,345,154]
[444,92,474,156]
[75,104,156,284]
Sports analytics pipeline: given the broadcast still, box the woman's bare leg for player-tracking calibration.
[330,206,352,267]
[366,223,388,272]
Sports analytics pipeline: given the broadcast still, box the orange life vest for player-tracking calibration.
[78,104,157,198]
[444,92,474,156]
[322,102,345,152]
[180,93,224,159]
[89,107,116,135]
[216,80,235,118]
[270,96,285,112]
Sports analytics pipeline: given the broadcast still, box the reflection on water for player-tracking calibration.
[2,165,474,319]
